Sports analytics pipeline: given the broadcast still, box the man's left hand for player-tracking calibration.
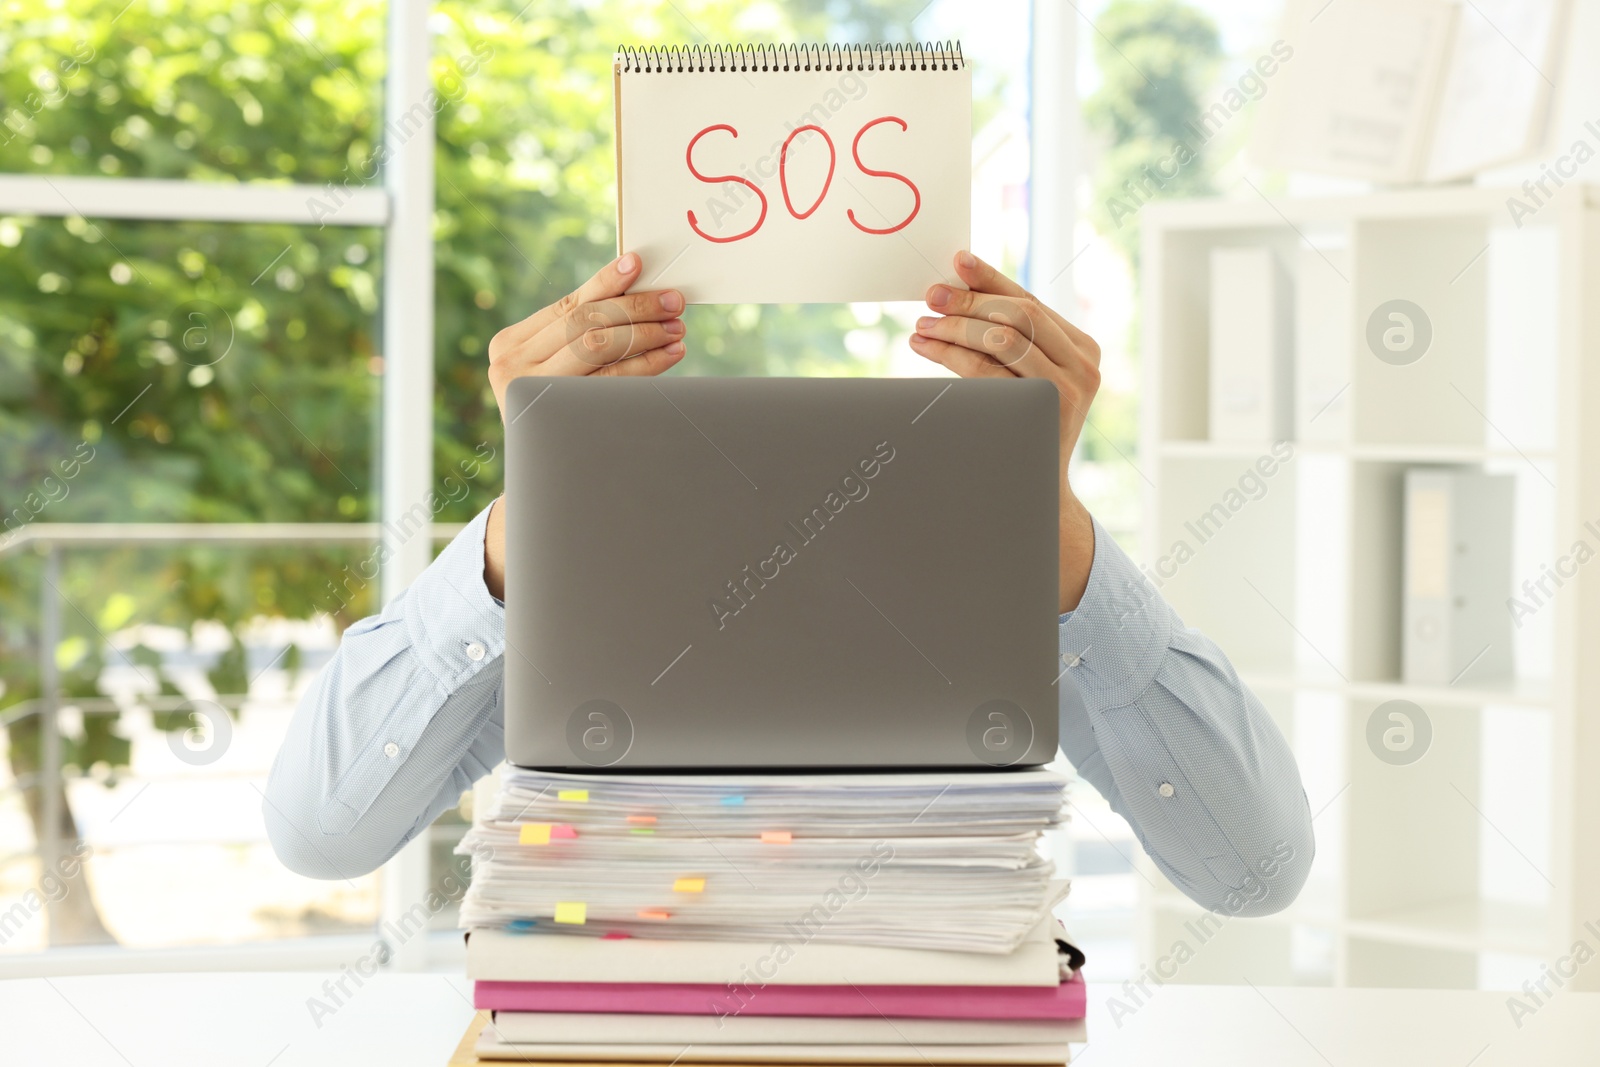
[910,251,1101,613]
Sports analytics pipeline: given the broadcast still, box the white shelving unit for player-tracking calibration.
[1134,184,1600,989]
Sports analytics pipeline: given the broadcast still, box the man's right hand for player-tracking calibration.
[485,251,686,419]
[482,252,684,599]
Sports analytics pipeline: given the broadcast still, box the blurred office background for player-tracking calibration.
[3,0,1596,994]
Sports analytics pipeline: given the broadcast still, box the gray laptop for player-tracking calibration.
[503,376,1060,770]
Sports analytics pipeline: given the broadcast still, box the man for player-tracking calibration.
[265,250,1313,916]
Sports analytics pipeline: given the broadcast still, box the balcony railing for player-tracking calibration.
[0,522,464,962]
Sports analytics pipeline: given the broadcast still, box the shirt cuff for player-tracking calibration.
[403,502,507,692]
[1058,517,1172,710]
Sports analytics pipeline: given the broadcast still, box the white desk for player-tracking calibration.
[1,972,1594,1065]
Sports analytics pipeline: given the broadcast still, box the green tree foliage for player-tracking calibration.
[1082,0,1220,268]
[1075,0,1218,473]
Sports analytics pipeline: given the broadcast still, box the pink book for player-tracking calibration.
[475,972,1086,1020]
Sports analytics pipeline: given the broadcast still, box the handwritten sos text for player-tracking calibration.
[685,117,921,242]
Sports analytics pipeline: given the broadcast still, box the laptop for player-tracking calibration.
[503,376,1062,770]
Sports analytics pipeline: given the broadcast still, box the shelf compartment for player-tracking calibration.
[1344,897,1549,956]
[1150,452,1300,674]
[1237,671,1555,708]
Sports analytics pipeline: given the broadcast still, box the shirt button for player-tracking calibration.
[466,642,486,662]
[1158,782,1175,798]
[384,742,400,758]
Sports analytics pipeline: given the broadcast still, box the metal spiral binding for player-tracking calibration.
[615,41,964,73]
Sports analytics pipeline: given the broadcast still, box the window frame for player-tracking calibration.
[0,0,436,974]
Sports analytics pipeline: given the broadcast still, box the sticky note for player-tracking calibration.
[519,823,553,845]
[720,795,745,806]
[558,789,590,802]
[673,877,706,893]
[760,830,792,844]
[601,930,632,940]
[638,909,672,920]
[553,902,587,925]
[629,827,655,835]
[550,824,579,840]
[507,919,537,932]
[626,814,657,825]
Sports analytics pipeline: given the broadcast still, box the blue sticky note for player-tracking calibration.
[720,795,745,806]
[507,919,538,932]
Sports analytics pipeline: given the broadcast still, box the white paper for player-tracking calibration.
[616,63,971,303]
[1424,0,1567,181]
[464,918,1065,986]
[487,1012,1079,1046]
[1253,0,1457,183]
[475,1036,1073,1065]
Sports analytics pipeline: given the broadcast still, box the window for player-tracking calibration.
[0,0,1055,969]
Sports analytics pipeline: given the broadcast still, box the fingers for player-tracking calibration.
[925,279,1027,322]
[906,332,1014,380]
[520,252,645,342]
[912,313,1058,378]
[944,251,1101,364]
[951,249,1031,300]
[541,318,686,376]
[921,286,1073,373]
[594,341,688,378]
[489,264,684,404]
[531,287,685,361]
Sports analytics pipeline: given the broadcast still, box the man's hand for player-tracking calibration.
[485,252,685,415]
[910,251,1101,613]
[482,253,685,598]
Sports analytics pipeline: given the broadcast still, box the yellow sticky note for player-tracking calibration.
[519,823,553,845]
[558,789,590,802]
[760,830,793,844]
[553,902,587,925]
[673,877,706,893]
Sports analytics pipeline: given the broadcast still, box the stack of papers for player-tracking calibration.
[457,766,1081,1063]
[458,768,1068,953]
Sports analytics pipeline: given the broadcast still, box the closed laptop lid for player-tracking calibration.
[503,376,1060,770]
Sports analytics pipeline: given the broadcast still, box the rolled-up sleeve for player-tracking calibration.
[263,503,509,879]
[1058,518,1313,916]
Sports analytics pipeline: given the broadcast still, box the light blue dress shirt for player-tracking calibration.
[264,504,1313,915]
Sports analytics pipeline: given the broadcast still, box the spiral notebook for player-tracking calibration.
[614,43,972,304]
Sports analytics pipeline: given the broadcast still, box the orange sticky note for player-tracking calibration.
[519,823,553,845]
[553,902,587,925]
[637,909,672,920]
[760,830,793,844]
[673,877,706,893]
[558,789,590,802]
[550,824,579,840]
[626,814,657,825]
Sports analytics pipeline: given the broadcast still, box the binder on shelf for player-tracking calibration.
[1403,468,1515,686]
[1208,246,1293,443]
[1294,246,1350,444]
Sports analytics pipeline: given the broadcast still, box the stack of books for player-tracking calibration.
[456,766,1084,1063]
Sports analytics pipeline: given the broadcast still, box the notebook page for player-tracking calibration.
[616,48,971,303]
